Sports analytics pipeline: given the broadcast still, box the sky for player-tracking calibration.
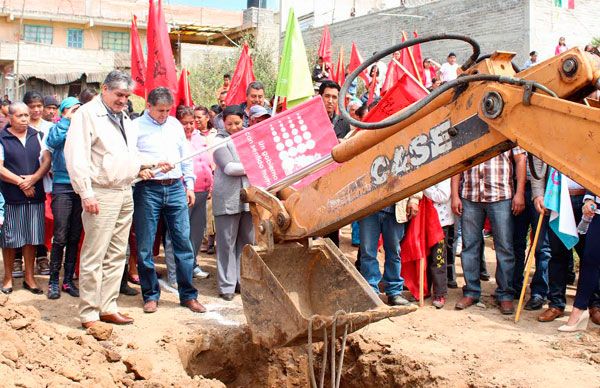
[169,0,278,11]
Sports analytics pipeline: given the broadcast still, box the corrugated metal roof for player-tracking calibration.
[19,71,109,85]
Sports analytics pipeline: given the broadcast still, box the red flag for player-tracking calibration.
[398,32,423,86]
[366,74,377,107]
[231,97,338,189]
[400,197,445,300]
[412,31,425,79]
[348,42,369,84]
[225,43,256,106]
[145,0,178,96]
[176,68,194,107]
[130,15,146,98]
[317,25,332,71]
[364,66,428,123]
[332,47,345,87]
[380,59,401,95]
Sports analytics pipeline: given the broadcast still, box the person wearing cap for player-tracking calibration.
[42,96,59,123]
[248,105,271,127]
[45,97,83,299]
[438,52,459,82]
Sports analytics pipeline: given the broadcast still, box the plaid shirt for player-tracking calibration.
[460,147,526,203]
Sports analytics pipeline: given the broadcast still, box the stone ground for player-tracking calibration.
[1,226,599,387]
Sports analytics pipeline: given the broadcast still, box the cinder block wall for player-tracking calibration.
[301,0,530,68]
[529,0,600,60]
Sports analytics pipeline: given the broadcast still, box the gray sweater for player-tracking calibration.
[530,156,547,199]
[212,129,250,216]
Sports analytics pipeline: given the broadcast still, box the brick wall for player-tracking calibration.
[301,0,530,71]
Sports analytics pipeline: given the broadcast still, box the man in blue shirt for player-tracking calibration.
[133,87,205,314]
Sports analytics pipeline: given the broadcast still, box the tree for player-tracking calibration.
[592,37,600,48]
[187,35,278,108]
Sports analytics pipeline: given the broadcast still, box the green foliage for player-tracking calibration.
[187,35,278,108]
[592,37,600,48]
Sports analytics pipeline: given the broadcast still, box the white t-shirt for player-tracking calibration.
[439,63,459,82]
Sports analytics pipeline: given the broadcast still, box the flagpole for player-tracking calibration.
[419,257,425,307]
[402,31,424,86]
[131,136,233,185]
[392,58,430,95]
[271,95,279,117]
[515,213,545,323]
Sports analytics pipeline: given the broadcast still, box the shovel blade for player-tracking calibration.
[240,238,415,348]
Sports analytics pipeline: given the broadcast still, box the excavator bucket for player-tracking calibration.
[240,238,416,348]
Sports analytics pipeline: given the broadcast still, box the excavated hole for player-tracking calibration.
[179,325,438,387]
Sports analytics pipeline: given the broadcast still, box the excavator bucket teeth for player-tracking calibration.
[240,238,416,348]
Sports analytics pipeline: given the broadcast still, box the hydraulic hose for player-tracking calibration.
[338,34,557,131]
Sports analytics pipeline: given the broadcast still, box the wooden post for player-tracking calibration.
[515,213,545,323]
[271,95,279,117]
[419,257,425,307]
[402,31,424,86]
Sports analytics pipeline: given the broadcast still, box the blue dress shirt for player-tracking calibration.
[134,111,195,190]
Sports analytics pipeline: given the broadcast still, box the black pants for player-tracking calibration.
[49,192,83,284]
[429,226,450,297]
[574,216,600,309]
[325,230,339,247]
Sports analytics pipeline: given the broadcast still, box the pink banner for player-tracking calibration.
[232,97,338,188]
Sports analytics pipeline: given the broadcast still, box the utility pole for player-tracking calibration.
[14,0,25,101]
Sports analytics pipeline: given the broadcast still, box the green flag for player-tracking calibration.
[275,8,314,108]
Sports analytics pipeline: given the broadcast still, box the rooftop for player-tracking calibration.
[0,0,243,29]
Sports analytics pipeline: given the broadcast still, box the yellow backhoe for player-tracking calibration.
[238,34,600,349]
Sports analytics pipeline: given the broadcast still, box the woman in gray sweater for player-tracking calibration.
[212,106,254,301]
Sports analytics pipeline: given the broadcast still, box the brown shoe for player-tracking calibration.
[538,307,565,322]
[499,300,515,315]
[181,299,206,313]
[589,307,600,325]
[100,312,134,325]
[455,296,478,310]
[82,320,98,329]
[143,300,158,314]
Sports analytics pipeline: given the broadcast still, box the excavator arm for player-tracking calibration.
[240,47,600,348]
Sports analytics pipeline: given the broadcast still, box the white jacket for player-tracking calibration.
[65,96,142,199]
[424,179,454,227]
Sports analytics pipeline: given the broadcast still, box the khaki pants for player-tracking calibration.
[79,187,133,323]
[206,197,215,236]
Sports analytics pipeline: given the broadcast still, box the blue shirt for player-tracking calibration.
[133,112,195,190]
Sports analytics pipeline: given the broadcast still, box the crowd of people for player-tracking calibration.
[0,36,599,333]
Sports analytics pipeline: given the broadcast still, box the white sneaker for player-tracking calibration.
[193,266,210,279]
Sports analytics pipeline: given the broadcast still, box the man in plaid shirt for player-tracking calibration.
[451,147,527,314]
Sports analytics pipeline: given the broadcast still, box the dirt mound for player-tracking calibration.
[181,325,436,387]
[339,334,438,387]
[0,294,223,388]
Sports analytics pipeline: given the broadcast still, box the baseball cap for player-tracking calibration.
[249,105,271,119]
[58,97,81,116]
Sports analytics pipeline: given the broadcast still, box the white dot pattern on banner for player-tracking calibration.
[269,113,325,175]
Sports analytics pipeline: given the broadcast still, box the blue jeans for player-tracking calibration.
[351,221,360,245]
[359,211,405,296]
[133,181,198,304]
[461,199,515,301]
[512,184,551,298]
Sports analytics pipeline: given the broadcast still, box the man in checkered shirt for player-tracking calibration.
[451,147,527,314]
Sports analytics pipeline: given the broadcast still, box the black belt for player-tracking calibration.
[138,179,179,186]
